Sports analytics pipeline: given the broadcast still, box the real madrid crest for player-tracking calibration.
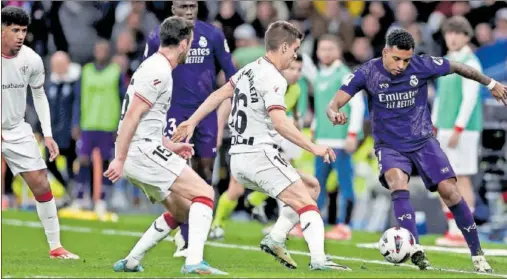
[199,36,207,48]
[409,75,418,87]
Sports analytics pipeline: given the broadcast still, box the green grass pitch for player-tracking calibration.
[2,210,507,278]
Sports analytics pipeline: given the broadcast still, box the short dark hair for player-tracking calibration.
[385,28,415,51]
[442,16,473,37]
[1,6,30,27]
[265,21,303,51]
[159,16,194,47]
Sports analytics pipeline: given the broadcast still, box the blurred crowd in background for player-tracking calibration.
[1,0,507,240]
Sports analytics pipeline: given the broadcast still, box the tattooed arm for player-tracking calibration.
[449,61,491,86]
[450,61,507,105]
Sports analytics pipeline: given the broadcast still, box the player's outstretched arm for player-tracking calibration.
[269,109,336,163]
[171,82,234,142]
[450,61,507,105]
[326,90,353,125]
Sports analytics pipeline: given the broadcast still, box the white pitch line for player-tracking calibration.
[3,219,507,278]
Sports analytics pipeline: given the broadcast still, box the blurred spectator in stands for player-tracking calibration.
[215,0,244,52]
[251,1,279,39]
[363,1,394,37]
[356,14,383,56]
[466,0,507,28]
[349,37,374,67]
[391,1,441,56]
[451,1,471,17]
[232,24,264,69]
[239,0,288,23]
[46,51,81,201]
[324,1,354,53]
[112,9,147,54]
[71,40,125,217]
[115,30,142,78]
[300,10,328,64]
[112,54,129,79]
[113,0,158,39]
[59,2,113,64]
[494,8,507,41]
[211,20,223,30]
[475,23,495,47]
[407,23,434,55]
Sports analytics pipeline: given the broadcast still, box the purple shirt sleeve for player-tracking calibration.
[419,55,451,79]
[340,70,367,97]
[143,27,160,61]
[212,28,236,81]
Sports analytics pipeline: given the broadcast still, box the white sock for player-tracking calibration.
[36,198,61,250]
[126,213,176,269]
[185,201,213,266]
[300,209,326,263]
[276,198,284,213]
[270,203,299,242]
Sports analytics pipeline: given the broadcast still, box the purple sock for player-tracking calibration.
[180,222,189,243]
[449,198,482,256]
[391,190,419,243]
[74,165,90,199]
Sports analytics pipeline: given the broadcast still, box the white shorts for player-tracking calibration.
[230,148,300,198]
[123,141,187,203]
[1,127,46,176]
[279,138,302,160]
[437,129,480,176]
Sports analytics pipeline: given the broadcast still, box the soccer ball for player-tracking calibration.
[378,227,416,264]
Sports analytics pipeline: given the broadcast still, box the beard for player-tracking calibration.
[178,52,188,64]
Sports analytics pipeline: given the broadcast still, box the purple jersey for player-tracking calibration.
[144,20,236,110]
[341,55,451,152]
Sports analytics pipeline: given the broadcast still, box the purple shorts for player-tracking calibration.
[376,138,456,192]
[77,131,115,160]
[165,107,217,158]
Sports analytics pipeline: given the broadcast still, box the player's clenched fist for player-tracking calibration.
[104,158,124,183]
[326,108,348,125]
[311,144,336,163]
[171,120,196,143]
[44,137,60,162]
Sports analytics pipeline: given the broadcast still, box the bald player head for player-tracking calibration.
[51,51,71,77]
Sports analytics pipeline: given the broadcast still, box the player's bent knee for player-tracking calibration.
[385,169,409,192]
[163,195,191,223]
[171,166,215,201]
[22,169,50,196]
[438,178,462,206]
[301,173,320,201]
[278,180,316,211]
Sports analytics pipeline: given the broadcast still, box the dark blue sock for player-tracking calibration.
[75,165,90,199]
[449,199,482,256]
[180,222,189,243]
[391,190,419,243]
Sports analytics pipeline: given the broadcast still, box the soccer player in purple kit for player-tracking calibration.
[143,1,236,257]
[327,29,507,273]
